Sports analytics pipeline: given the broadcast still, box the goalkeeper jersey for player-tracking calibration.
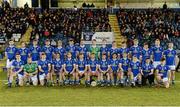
[24,63,38,73]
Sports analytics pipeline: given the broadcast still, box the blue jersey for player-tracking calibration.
[141,48,152,62]
[156,64,170,78]
[164,49,176,65]
[152,46,163,61]
[12,60,24,75]
[100,46,109,58]
[88,59,98,72]
[52,59,63,71]
[119,58,130,72]
[141,64,154,76]
[130,46,142,58]
[38,59,50,75]
[129,61,141,76]
[18,48,29,63]
[110,59,119,72]
[66,45,76,58]
[41,46,54,60]
[118,47,129,58]
[109,47,119,59]
[54,47,66,60]
[64,59,75,72]
[5,46,17,60]
[76,59,87,71]
[99,59,110,71]
[29,46,41,61]
[77,46,88,59]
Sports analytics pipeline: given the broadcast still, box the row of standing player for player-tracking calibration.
[5,39,178,88]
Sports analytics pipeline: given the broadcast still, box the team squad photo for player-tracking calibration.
[5,38,179,88]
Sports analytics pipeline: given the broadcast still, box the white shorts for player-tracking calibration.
[39,73,46,81]
[31,75,38,82]
[162,77,168,82]
[168,65,176,71]
[79,71,84,73]
[17,74,24,80]
[6,59,13,69]
[153,61,161,68]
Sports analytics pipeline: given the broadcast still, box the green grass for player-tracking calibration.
[1,70,180,106]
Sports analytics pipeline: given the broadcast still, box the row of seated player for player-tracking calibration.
[116,8,180,48]
[5,39,178,88]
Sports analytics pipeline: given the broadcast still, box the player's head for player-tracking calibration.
[33,39,38,46]
[27,57,32,64]
[122,41,127,47]
[79,53,84,59]
[132,55,138,61]
[41,52,46,60]
[123,52,128,58]
[69,39,74,46]
[45,39,50,46]
[112,41,116,47]
[102,39,107,45]
[160,57,166,65]
[67,52,72,59]
[112,53,117,59]
[15,53,21,60]
[168,42,173,49]
[56,52,60,59]
[80,39,84,46]
[9,39,14,46]
[102,53,106,60]
[145,58,150,64]
[57,40,62,47]
[155,39,160,46]
[91,53,95,59]
[143,42,149,49]
[133,39,139,46]
[21,42,26,48]
[92,39,96,45]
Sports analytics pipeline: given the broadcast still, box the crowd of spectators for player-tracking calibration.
[30,9,111,45]
[117,8,180,49]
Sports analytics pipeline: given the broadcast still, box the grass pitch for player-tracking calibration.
[1,69,180,106]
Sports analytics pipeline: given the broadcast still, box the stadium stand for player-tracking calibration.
[116,8,180,49]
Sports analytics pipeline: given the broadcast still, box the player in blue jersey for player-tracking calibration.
[41,39,54,61]
[76,39,88,60]
[54,40,66,60]
[62,52,76,85]
[76,53,88,85]
[109,53,120,85]
[52,52,64,85]
[9,53,24,87]
[163,42,179,85]
[141,58,154,86]
[5,40,17,82]
[18,42,29,64]
[88,53,100,85]
[152,39,164,68]
[100,39,109,59]
[118,41,129,59]
[66,39,76,59]
[38,53,51,86]
[129,55,142,87]
[98,53,110,86]
[130,39,142,59]
[141,43,153,63]
[29,39,41,63]
[108,41,119,59]
[119,52,130,86]
[156,58,171,88]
